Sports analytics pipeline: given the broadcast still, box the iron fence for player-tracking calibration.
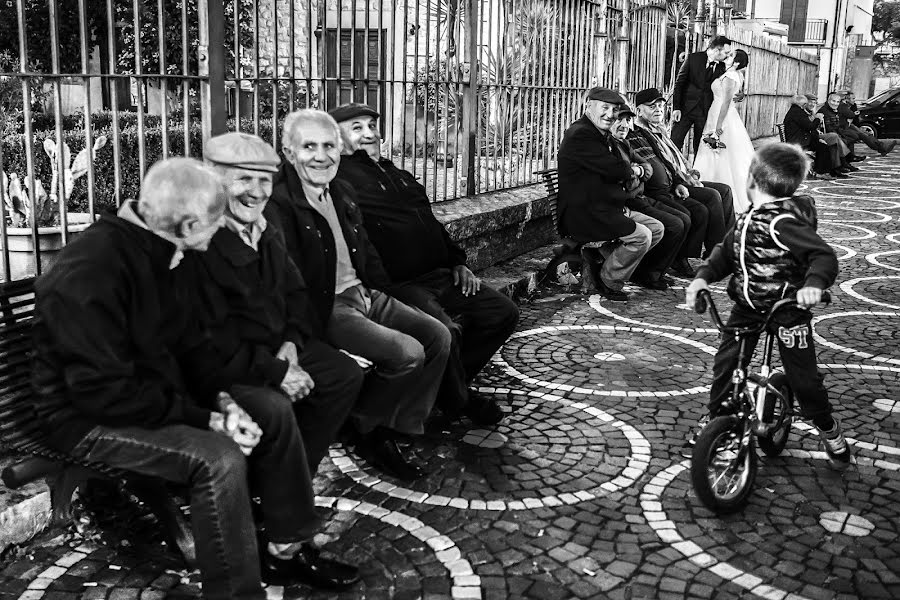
[0,0,819,281]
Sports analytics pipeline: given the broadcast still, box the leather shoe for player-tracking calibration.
[596,279,628,301]
[848,154,866,162]
[844,164,859,172]
[261,544,360,589]
[464,394,504,426]
[671,258,696,278]
[880,140,897,156]
[358,436,426,481]
[630,274,668,290]
[829,170,849,179]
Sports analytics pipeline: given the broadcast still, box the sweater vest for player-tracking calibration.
[727,195,817,312]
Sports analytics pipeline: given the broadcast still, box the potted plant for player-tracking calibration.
[0,135,107,280]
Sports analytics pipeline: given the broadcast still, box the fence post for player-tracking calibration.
[771,46,782,137]
[617,0,630,93]
[461,0,479,197]
[199,0,227,146]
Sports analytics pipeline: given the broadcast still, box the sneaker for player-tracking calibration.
[816,420,853,471]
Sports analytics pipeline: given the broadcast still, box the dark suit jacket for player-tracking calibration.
[783,103,821,149]
[557,115,637,242]
[672,52,726,116]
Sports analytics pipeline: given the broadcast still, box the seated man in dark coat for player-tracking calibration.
[329,102,518,426]
[176,132,364,477]
[31,158,355,598]
[557,87,664,301]
[820,91,896,158]
[266,109,451,482]
[782,94,848,179]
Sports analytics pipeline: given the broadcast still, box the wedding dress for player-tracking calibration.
[692,70,754,215]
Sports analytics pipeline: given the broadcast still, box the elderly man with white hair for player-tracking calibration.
[32,158,346,598]
[266,109,451,482]
[782,93,850,180]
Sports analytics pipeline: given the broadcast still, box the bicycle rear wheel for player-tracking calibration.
[758,372,794,457]
[691,415,757,513]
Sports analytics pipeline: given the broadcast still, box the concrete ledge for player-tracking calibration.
[432,184,556,272]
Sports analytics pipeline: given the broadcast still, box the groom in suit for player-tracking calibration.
[671,35,732,154]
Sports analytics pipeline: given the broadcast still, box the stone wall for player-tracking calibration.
[254,0,311,79]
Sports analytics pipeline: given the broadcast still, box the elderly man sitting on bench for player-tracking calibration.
[31,158,357,599]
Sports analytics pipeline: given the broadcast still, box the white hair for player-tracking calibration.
[137,157,226,235]
[282,109,343,151]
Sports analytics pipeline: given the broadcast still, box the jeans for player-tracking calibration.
[69,387,321,600]
[290,339,364,470]
[589,209,662,290]
[709,304,832,420]
[327,284,451,434]
[388,269,519,414]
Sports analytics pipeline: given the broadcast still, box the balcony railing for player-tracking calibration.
[789,18,828,45]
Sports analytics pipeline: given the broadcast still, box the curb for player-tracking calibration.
[0,490,52,553]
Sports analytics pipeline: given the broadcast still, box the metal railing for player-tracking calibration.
[0,0,820,281]
[789,18,828,46]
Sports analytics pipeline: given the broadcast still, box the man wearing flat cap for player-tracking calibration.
[556,87,662,301]
[329,102,519,426]
[628,87,735,273]
[174,131,363,590]
[266,109,451,482]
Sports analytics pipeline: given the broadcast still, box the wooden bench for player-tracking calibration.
[0,277,196,565]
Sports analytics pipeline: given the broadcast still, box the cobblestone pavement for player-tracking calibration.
[3,152,900,600]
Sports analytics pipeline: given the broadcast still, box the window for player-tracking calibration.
[780,0,810,43]
[323,29,386,116]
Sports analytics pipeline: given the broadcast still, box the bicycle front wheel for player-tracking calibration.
[691,415,757,513]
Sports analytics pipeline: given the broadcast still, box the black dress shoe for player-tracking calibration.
[630,275,668,290]
[261,544,360,589]
[358,436,426,481]
[880,140,897,156]
[848,154,866,162]
[464,394,504,426]
[844,163,859,172]
[596,279,628,301]
[830,170,849,179]
[671,258,696,278]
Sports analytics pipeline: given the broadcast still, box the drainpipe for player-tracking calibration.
[826,0,844,93]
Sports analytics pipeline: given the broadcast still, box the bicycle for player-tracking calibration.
[688,288,831,513]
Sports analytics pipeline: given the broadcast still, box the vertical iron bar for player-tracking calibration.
[617,0,630,93]
[289,0,296,115]
[158,0,169,159]
[132,0,147,177]
[200,0,227,148]
[253,0,260,133]
[106,0,122,206]
[234,0,242,130]
[462,0,477,196]
[181,0,191,153]
[16,0,40,278]
[423,0,432,191]
[306,0,314,111]
[78,0,97,223]
[48,0,69,249]
[271,0,280,146]
[411,0,421,179]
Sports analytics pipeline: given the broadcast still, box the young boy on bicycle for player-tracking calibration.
[685,142,852,470]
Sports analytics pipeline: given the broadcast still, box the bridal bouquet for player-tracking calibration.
[702,130,727,150]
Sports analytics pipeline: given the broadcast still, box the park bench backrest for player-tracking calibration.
[534,169,560,233]
[775,123,786,143]
[0,277,42,454]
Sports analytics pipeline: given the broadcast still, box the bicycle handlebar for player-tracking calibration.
[694,289,831,334]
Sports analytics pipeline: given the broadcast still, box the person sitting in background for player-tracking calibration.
[32,158,356,598]
[820,91,895,159]
[610,106,683,290]
[804,93,856,172]
[557,87,663,301]
[629,87,732,274]
[266,109,451,481]
[177,131,364,478]
[782,94,849,180]
[330,102,518,427]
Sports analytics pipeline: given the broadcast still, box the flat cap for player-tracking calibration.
[585,87,627,105]
[204,132,280,173]
[635,87,665,106]
[617,104,636,118]
[329,102,380,123]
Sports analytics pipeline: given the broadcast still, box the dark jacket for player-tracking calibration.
[672,52,726,116]
[175,225,313,398]
[839,101,860,128]
[32,211,212,452]
[335,150,467,282]
[557,115,637,242]
[266,162,391,335]
[697,195,838,313]
[818,103,843,134]
[783,103,821,149]
[627,126,685,202]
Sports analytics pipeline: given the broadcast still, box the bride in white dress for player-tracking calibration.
[693,49,754,215]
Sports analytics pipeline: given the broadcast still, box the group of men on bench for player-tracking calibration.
[782,89,896,181]
[31,106,519,598]
[556,86,735,300]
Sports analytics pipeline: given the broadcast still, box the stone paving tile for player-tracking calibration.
[3,150,900,599]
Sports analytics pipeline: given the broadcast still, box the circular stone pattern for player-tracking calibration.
[329,389,651,510]
[840,276,900,309]
[819,511,876,537]
[642,459,900,600]
[497,325,715,397]
[812,311,900,365]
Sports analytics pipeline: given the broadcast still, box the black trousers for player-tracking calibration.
[389,268,520,414]
[709,304,832,420]
[671,108,708,155]
[627,195,687,277]
[652,193,708,258]
[293,339,364,470]
[687,183,730,254]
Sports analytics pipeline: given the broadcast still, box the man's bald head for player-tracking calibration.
[137,157,226,249]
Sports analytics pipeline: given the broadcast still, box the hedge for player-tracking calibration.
[0,118,276,217]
